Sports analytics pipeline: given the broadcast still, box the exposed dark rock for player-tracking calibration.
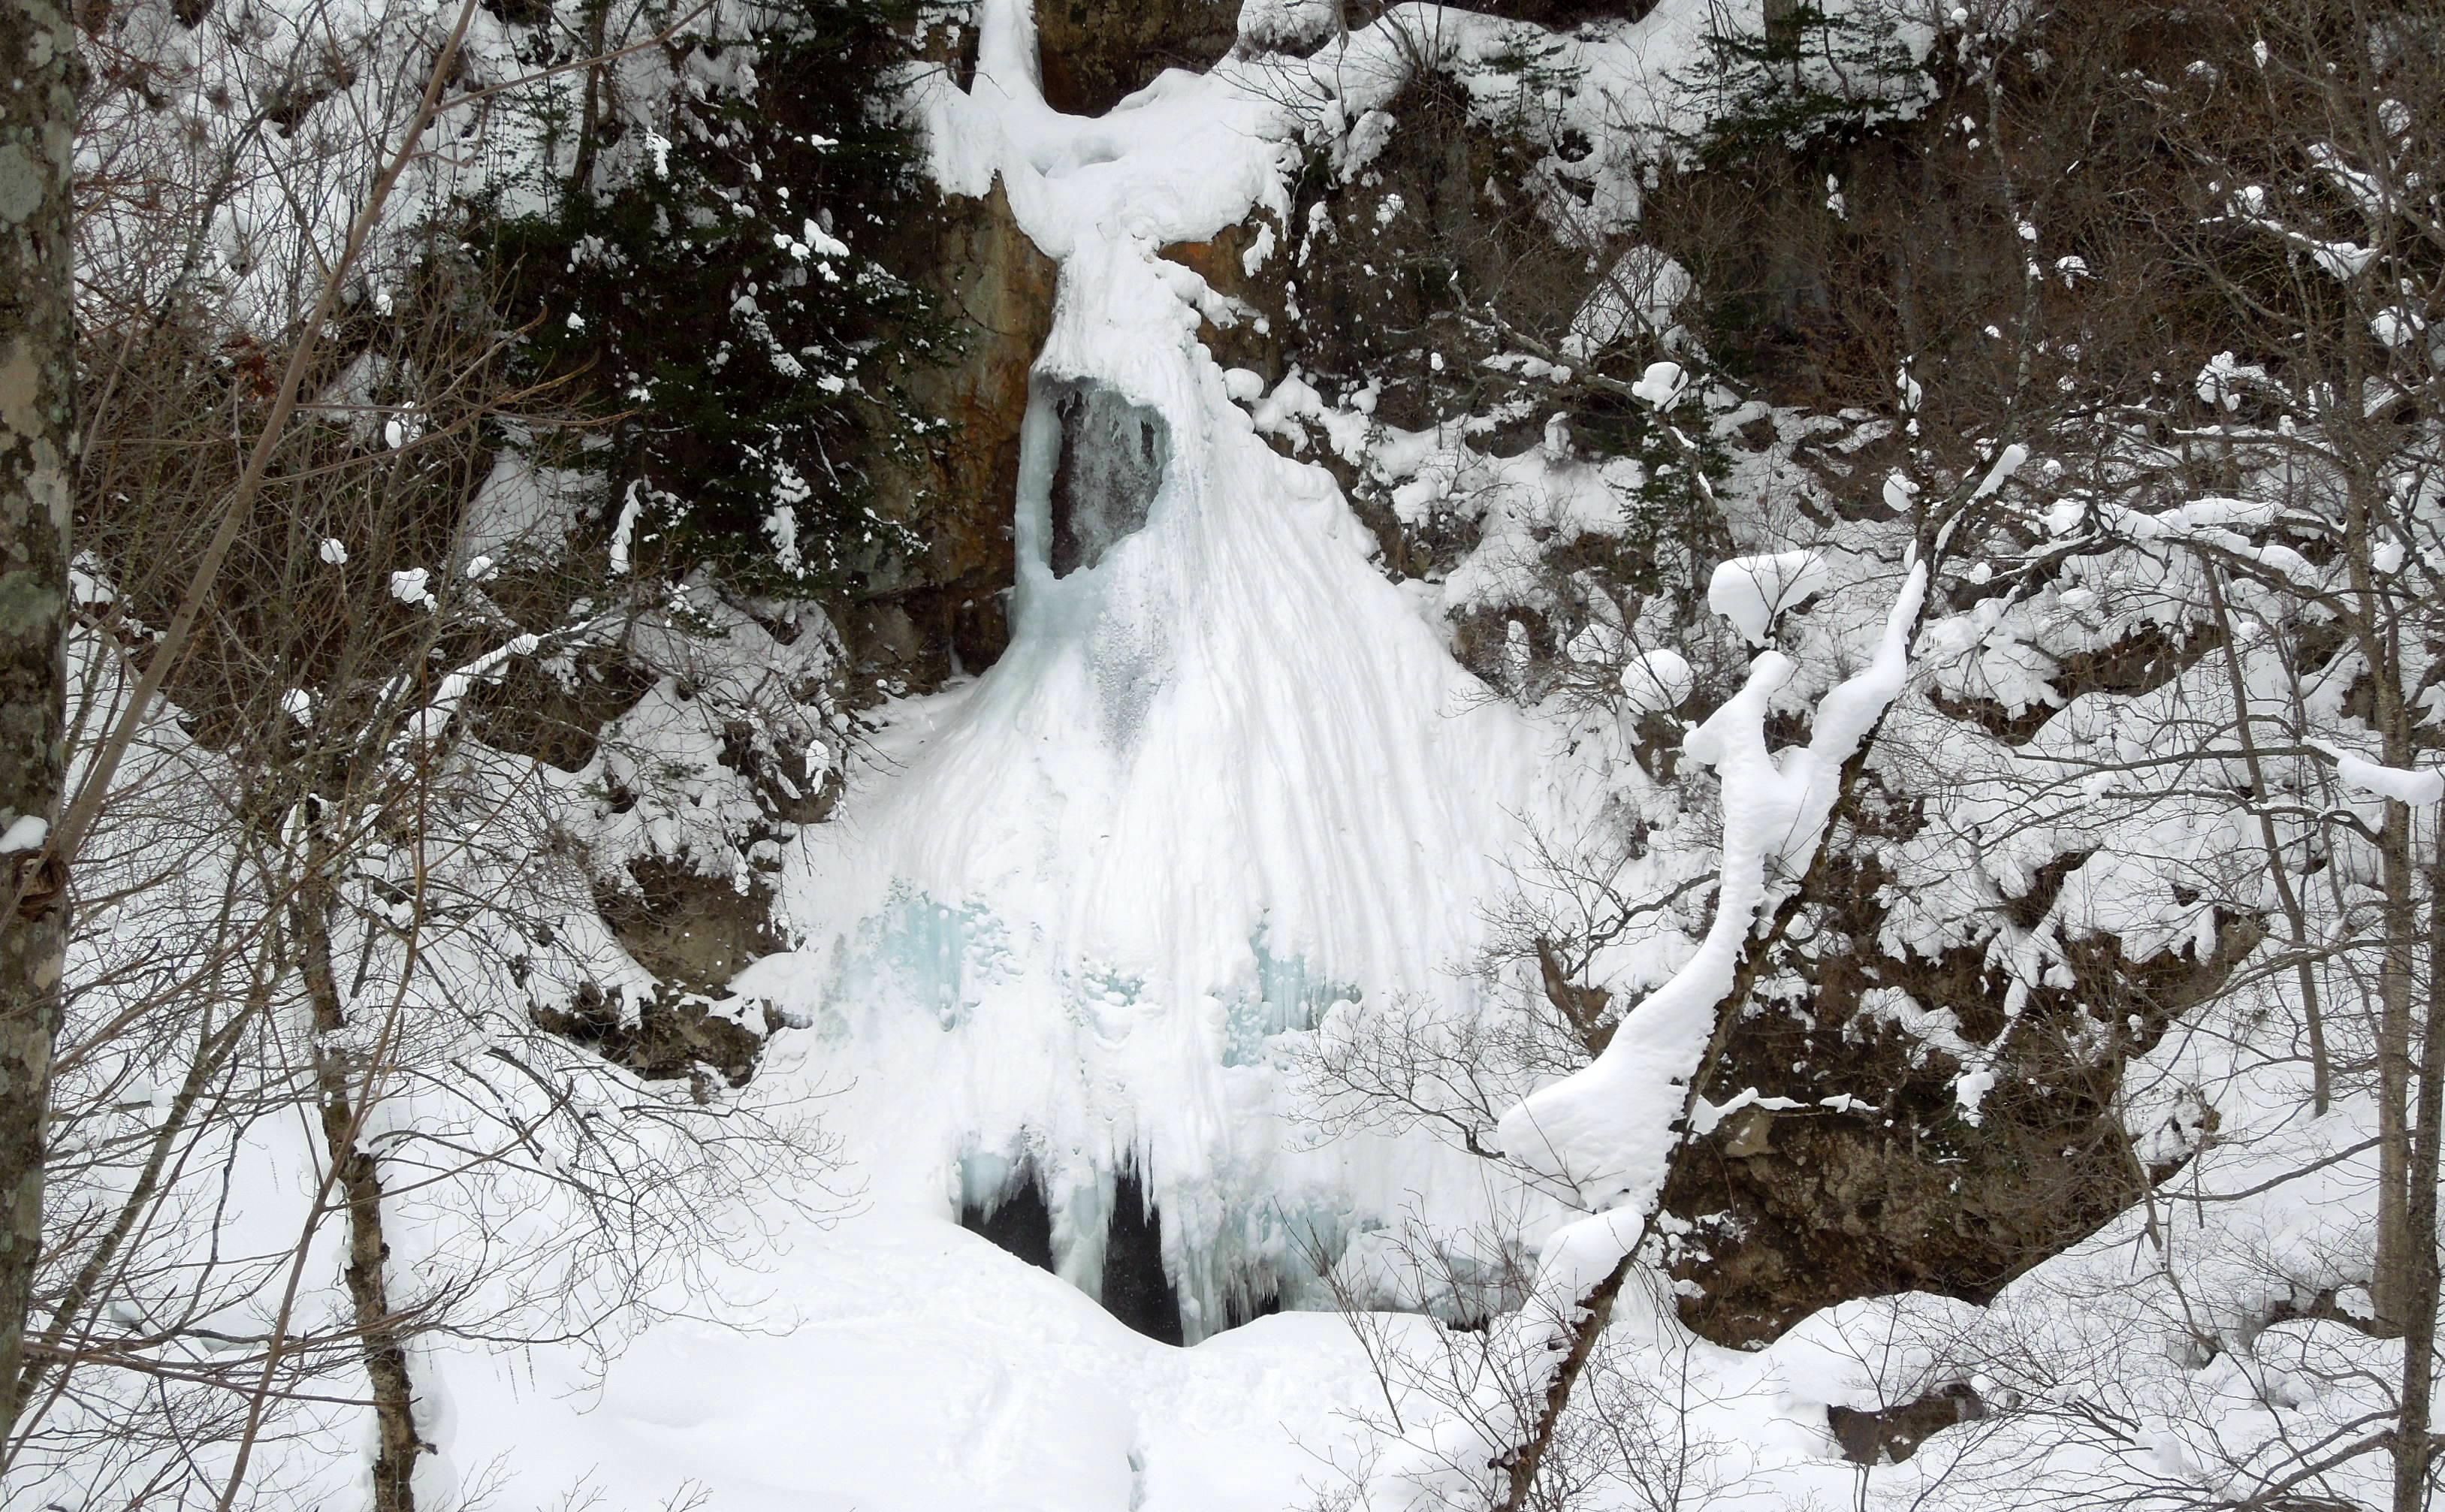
[1045,381,1167,576]
[536,859,792,1091]
[1277,81,1599,441]
[1165,73,1638,590]
[1034,0,1239,116]
[1158,219,1287,382]
[1659,835,2262,1348]
[593,858,787,1002]
[1932,622,2229,746]
[859,177,1060,691]
[1828,1383,1986,1465]
[1538,934,1616,1053]
[1034,0,1659,116]
[531,979,775,1093]
[468,647,655,774]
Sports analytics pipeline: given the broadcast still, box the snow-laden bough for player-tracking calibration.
[1360,558,1928,1510]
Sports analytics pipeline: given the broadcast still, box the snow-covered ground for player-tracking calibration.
[430,1201,1401,1512]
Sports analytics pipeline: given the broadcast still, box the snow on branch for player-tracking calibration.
[1358,563,1927,1512]
[1706,550,1828,647]
[2311,743,2445,807]
[1493,559,1927,1214]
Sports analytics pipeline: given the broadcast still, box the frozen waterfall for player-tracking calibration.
[735,0,1544,1342]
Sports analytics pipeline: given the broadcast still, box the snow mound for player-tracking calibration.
[1707,549,1831,646]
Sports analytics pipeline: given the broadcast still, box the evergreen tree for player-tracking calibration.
[484,0,949,593]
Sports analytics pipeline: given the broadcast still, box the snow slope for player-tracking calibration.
[429,1201,1407,1512]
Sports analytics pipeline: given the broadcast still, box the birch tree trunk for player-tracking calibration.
[294,831,425,1512]
[0,0,77,1432]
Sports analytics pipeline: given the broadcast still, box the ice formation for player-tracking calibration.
[741,0,1552,1341]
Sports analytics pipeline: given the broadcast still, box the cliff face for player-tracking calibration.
[1657,900,2264,1345]
[880,0,2249,1351]
[841,0,1259,694]
[1035,0,1239,113]
[418,0,2439,1497]
[851,179,1058,690]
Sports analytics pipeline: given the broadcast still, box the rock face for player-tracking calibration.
[1828,1384,1988,1465]
[1143,55,2259,1353]
[1163,71,1628,597]
[783,5,2237,1355]
[1034,0,1240,115]
[530,982,777,1095]
[854,178,1060,690]
[1656,854,2259,1347]
[593,859,789,1001]
[533,169,1063,1091]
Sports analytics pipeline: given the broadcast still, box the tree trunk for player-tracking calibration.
[0,0,78,1434]
[1494,1253,1632,1512]
[1492,840,1842,1509]
[2395,840,2445,1512]
[2342,465,2420,1334]
[295,859,424,1512]
[569,0,612,194]
[2377,799,2419,1332]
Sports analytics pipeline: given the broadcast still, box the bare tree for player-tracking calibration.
[0,0,865,1501]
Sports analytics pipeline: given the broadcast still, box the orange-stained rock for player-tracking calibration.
[859,176,1060,689]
